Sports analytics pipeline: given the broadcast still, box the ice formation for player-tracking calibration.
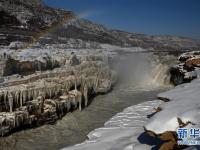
[0,53,116,136]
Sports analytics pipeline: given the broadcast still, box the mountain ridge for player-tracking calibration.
[0,0,200,51]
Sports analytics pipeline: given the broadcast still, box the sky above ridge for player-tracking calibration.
[44,0,200,38]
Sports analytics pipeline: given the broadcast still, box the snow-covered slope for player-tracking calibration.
[145,79,200,134]
[0,0,74,45]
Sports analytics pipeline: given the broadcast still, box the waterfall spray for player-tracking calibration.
[151,62,171,86]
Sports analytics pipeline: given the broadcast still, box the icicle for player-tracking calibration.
[57,85,61,96]
[20,90,23,107]
[83,84,88,107]
[28,89,31,101]
[42,87,46,99]
[73,96,77,108]
[53,86,56,97]
[39,90,43,100]
[78,93,82,111]
[48,87,51,98]
[49,88,51,98]
[58,85,61,96]
[22,90,27,104]
[0,92,2,108]
[13,91,16,105]
[75,81,77,92]
[8,93,13,113]
[36,89,39,98]
[45,87,48,99]
[46,88,49,98]
[42,88,45,99]
[30,89,33,100]
[3,91,8,110]
[55,86,58,97]
[95,77,99,90]
[13,113,16,128]
[33,89,37,99]
[65,81,69,91]
[36,88,42,97]
[15,91,19,106]
[35,89,38,99]
[32,88,35,99]
[22,90,26,104]
[63,82,66,91]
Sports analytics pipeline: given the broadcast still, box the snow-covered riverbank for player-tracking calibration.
[62,100,162,150]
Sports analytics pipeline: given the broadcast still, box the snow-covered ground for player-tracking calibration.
[145,78,200,134]
[62,100,162,150]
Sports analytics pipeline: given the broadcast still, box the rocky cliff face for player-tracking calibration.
[0,0,74,45]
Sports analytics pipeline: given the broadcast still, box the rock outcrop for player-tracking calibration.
[170,51,200,85]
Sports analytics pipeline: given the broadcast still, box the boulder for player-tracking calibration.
[185,57,200,68]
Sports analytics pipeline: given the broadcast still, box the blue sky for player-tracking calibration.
[44,0,200,38]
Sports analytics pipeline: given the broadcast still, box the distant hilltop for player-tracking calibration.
[0,0,200,51]
[0,0,74,45]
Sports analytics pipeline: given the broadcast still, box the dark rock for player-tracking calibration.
[69,54,80,66]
